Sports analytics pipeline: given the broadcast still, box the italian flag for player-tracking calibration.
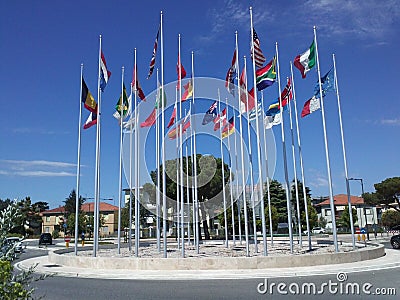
[301,96,320,118]
[294,41,316,78]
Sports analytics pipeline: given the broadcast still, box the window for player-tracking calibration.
[325,209,332,216]
[46,216,50,222]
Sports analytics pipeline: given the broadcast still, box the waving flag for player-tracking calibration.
[248,101,263,120]
[140,108,157,127]
[100,51,111,92]
[81,77,97,113]
[181,79,193,102]
[264,113,281,129]
[225,49,237,95]
[202,101,218,125]
[168,112,191,139]
[294,40,316,78]
[314,68,335,97]
[279,79,293,108]
[83,112,97,129]
[251,29,266,68]
[213,108,227,131]
[222,117,235,138]
[301,95,320,117]
[256,57,276,91]
[176,54,186,89]
[167,105,177,128]
[132,65,146,101]
[114,84,129,121]
[147,26,160,79]
[239,69,255,113]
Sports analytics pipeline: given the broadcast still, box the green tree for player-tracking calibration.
[338,207,358,229]
[265,179,288,224]
[290,180,318,230]
[381,210,400,228]
[63,190,86,235]
[364,177,400,212]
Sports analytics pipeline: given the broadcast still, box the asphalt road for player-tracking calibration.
[17,240,400,300]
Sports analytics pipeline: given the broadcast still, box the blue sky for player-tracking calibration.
[0,0,399,209]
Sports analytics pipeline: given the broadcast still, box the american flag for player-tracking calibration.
[251,29,266,68]
[147,26,160,79]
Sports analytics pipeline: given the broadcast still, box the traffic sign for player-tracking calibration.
[64,236,71,242]
[360,228,366,234]
[63,223,67,228]
[355,228,361,234]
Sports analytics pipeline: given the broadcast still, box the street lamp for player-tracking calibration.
[348,178,369,240]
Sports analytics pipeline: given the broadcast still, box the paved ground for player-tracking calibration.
[16,235,400,280]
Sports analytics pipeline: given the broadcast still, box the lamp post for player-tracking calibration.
[348,178,369,240]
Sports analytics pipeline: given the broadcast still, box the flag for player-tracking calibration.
[248,101,262,120]
[168,112,191,139]
[167,105,177,128]
[266,100,288,116]
[314,68,335,97]
[81,77,97,113]
[225,50,237,95]
[279,79,293,108]
[222,117,235,138]
[154,83,167,109]
[301,95,320,118]
[181,79,193,102]
[114,84,129,120]
[122,117,135,133]
[251,29,266,68]
[294,40,316,78]
[239,68,255,113]
[256,57,276,91]
[147,26,160,79]
[213,108,227,131]
[140,108,157,127]
[83,112,97,129]
[202,101,218,125]
[132,65,146,101]
[264,113,281,129]
[176,54,186,89]
[100,51,111,92]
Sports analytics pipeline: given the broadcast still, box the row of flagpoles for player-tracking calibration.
[74,6,356,258]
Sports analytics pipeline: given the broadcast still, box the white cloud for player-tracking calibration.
[380,118,400,126]
[0,160,77,177]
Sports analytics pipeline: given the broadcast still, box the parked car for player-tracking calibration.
[304,227,326,235]
[391,234,400,249]
[39,233,52,245]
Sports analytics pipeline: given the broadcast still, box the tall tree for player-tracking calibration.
[290,180,318,230]
[338,207,358,230]
[363,177,400,212]
[63,190,85,235]
[265,179,288,224]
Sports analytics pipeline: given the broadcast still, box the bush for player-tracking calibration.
[52,230,60,239]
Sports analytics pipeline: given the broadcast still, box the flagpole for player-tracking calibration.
[314,26,339,252]
[227,116,236,247]
[242,56,250,257]
[160,11,168,258]
[74,64,83,256]
[191,50,200,254]
[217,90,229,248]
[93,35,102,257]
[117,66,125,255]
[333,54,356,250]
[260,92,274,245]
[290,62,312,251]
[128,67,133,253]
[134,49,140,257]
[175,88,180,251]
[250,7,267,255]
[156,68,161,252]
[287,77,302,247]
[276,42,294,253]
[185,129,191,245]
[235,31,243,245]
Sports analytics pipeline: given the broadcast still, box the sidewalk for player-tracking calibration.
[16,238,400,280]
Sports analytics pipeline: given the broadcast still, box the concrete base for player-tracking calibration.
[48,244,385,271]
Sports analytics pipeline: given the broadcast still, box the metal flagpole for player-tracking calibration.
[227,116,236,247]
[160,11,168,258]
[74,64,84,255]
[276,42,294,254]
[235,32,242,245]
[286,77,302,246]
[217,91,228,248]
[314,26,339,252]
[185,129,191,245]
[134,49,140,257]
[93,35,102,257]
[333,54,356,250]
[156,68,161,252]
[260,92,274,245]
[249,7,267,255]
[232,118,238,246]
[290,62,311,251]
[128,73,133,254]
[242,56,250,257]
[191,51,200,254]
[175,89,180,251]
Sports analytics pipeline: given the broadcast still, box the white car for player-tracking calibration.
[312,227,326,234]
